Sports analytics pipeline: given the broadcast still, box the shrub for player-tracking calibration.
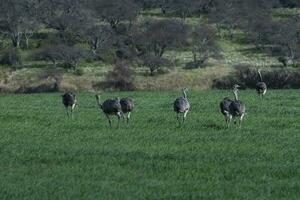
[15,81,58,94]
[213,65,300,89]
[74,68,85,76]
[0,48,22,67]
[33,44,88,70]
[184,60,206,69]
[94,61,135,91]
[140,54,170,76]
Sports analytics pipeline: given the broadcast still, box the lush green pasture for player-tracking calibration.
[0,90,299,199]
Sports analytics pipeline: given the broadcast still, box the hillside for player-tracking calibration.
[0,2,299,92]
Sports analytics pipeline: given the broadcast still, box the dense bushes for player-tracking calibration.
[33,45,88,70]
[94,61,135,91]
[213,65,300,89]
[0,48,22,67]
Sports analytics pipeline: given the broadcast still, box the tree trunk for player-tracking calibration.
[24,32,34,49]
[216,24,223,38]
[24,35,29,49]
[90,38,99,55]
[192,49,197,63]
[287,45,295,66]
[159,45,166,57]
[11,33,22,48]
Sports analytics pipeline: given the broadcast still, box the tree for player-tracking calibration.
[244,15,273,48]
[164,0,212,19]
[140,54,169,75]
[22,19,41,49]
[59,45,88,70]
[0,0,39,48]
[104,61,135,90]
[82,24,114,57]
[38,0,91,44]
[208,0,241,38]
[0,48,22,67]
[187,24,220,69]
[136,19,187,58]
[33,45,64,66]
[209,0,276,39]
[166,0,199,19]
[134,19,187,75]
[34,44,88,70]
[269,17,300,66]
[279,0,300,7]
[90,0,140,30]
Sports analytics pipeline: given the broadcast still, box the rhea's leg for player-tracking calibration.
[127,112,131,124]
[228,115,232,128]
[239,114,244,128]
[121,112,126,122]
[225,116,229,128]
[71,104,76,118]
[65,107,69,117]
[177,113,181,126]
[183,110,189,123]
[106,114,112,128]
[117,112,122,128]
[262,89,267,100]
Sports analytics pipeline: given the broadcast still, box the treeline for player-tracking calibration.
[0,0,299,78]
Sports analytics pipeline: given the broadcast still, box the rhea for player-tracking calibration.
[256,69,267,99]
[95,94,123,128]
[173,88,190,125]
[62,92,77,117]
[228,84,246,128]
[219,97,233,127]
[120,98,134,124]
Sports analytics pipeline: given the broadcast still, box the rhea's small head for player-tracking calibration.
[95,94,102,104]
[95,94,103,109]
[182,88,188,98]
[182,88,188,92]
[233,84,240,89]
[233,84,240,93]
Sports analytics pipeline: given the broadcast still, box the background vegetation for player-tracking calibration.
[0,0,299,93]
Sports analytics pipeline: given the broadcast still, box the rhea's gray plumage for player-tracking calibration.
[95,94,123,128]
[256,69,267,99]
[62,92,77,117]
[120,98,134,124]
[220,97,232,126]
[228,84,246,128]
[174,88,190,125]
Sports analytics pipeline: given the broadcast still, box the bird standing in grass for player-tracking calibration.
[62,92,77,118]
[256,69,267,99]
[95,94,123,128]
[173,88,190,125]
[220,97,233,127]
[229,84,246,128]
[120,98,134,124]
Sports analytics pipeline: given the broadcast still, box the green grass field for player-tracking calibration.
[0,90,299,199]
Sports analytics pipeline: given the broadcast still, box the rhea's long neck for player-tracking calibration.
[182,90,187,99]
[233,90,239,101]
[96,96,102,108]
[258,71,263,82]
